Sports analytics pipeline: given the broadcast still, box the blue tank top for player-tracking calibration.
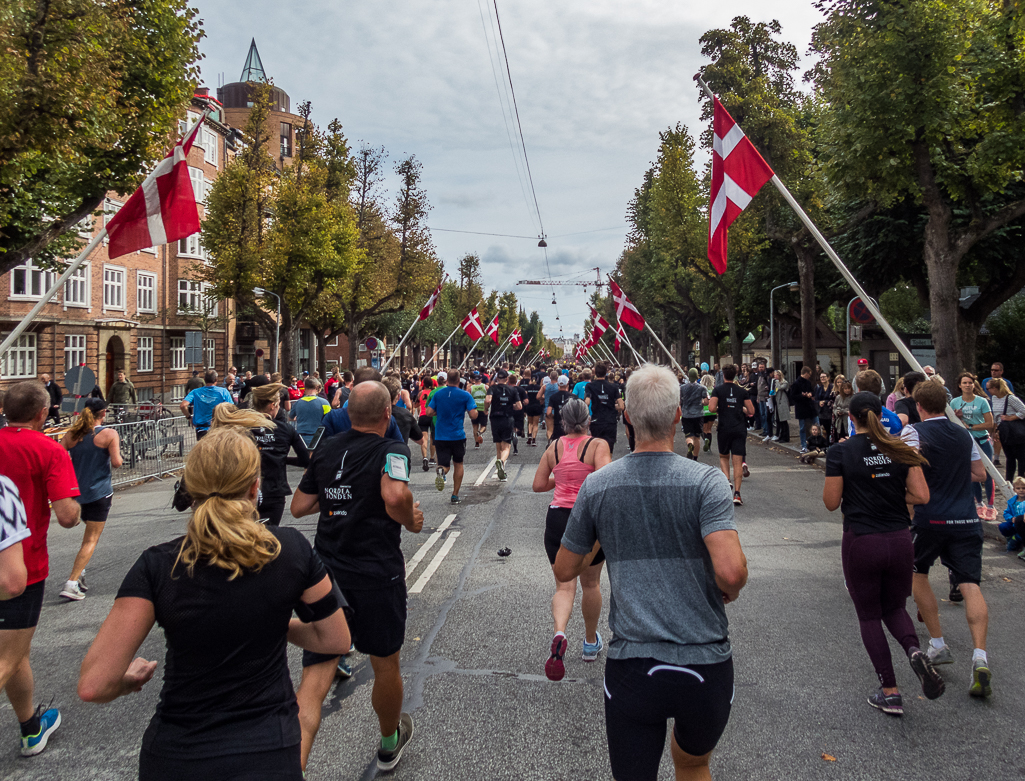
[70,428,113,505]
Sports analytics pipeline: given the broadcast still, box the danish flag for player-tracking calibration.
[609,279,645,330]
[106,112,209,259]
[418,278,445,320]
[708,97,775,274]
[485,314,500,344]
[589,307,610,341]
[461,308,485,340]
[509,329,523,347]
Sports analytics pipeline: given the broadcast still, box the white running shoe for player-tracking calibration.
[60,581,85,601]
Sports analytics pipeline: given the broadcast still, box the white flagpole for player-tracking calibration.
[458,335,485,370]
[514,338,533,365]
[695,74,1010,498]
[381,315,421,374]
[595,338,618,366]
[487,333,514,369]
[617,319,644,365]
[425,298,482,369]
[643,321,685,374]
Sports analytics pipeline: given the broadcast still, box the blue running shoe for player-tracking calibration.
[336,657,353,679]
[582,632,604,662]
[21,707,61,756]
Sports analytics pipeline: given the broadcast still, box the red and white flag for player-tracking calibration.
[509,329,523,347]
[461,308,485,340]
[485,314,500,344]
[708,97,775,274]
[106,113,208,259]
[609,279,646,330]
[613,321,627,352]
[589,307,610,340]
[418,278,445,320]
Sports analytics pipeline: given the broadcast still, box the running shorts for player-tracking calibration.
[525,402,544,417]
[434,439,467,467]
[303,580,407,665]
[140,744,302,781]
[490,416,514,443]
[0,580,45,630]
[716,430,747,458]
[80,494,113,523]
[681,417,703,437]
[417,414,433,430]
[544,506,605,567]
[604,656,734,781]
[912,524,984,585]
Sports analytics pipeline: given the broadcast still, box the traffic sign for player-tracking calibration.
[849,298,874,324]
[256,349,264,358]
[185,331,204,364]
[365,337,378,351]
[64,366,96,397]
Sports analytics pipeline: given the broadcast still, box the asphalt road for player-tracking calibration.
[3,421,1024,780]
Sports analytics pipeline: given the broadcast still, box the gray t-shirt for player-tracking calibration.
[680,382,709,419]
[562,451,737,666]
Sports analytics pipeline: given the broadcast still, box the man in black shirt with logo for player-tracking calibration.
[708,364,755,506]
[291,381,424,772]
[584,363,624,454]
[485,369,522,481]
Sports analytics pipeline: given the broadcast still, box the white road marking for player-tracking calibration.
[405,514,457,581]
[409,532,461,594]
[473,460,495,486]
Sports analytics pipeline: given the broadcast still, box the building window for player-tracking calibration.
[137,272,156,313]
[189,166,210,204]
[137,386,154,402]
[170,384,187,400]
[178,232,206,261]
[64,334,86,370]
[103,266,125,309]
[0,333,37,379]
[202,126,218,166]
[64,264,89,307]
[102,199,122,239]
[10,261,57,299]
[327,335,339,347]
[205,338,216,369]
[138,336,154,372]
[178,280,217,317]
[169,337,186,370]
[280,122,292,157]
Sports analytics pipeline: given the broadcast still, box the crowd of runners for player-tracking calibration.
[0,352,1015,780]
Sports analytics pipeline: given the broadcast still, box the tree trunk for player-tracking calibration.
[317,334,327,378]
[347,320,360,370]
[699,315,714,368]
[923,245,963,382]
[794,244,817,371]
[277,310,296,379]
[723,295,741,366]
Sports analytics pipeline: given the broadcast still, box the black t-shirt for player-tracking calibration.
[488,383,519,419]
[585,380,620,427]
[116,526,327,758]
[548,390,574,436]
[825,434,912,535]
[791,377,817,419]
[895,397,921,424]
[711,383,750,434]
[392,404,423,444]
[297,429,411,588]
[522,382,543,410]
[251,414,310,498]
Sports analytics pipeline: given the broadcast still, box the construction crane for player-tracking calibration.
[516,267,604,289]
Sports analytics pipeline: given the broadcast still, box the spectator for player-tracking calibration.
[983,362,1014,398]
[772,370,791,443]
[988,378,1025,481]
[951,372,995,519]
[107,370,137,406]
[815,371,835,443]
[184,370,204,394]
[799,424,830,464]
[895,372,927,427]
[885,377,905,412]
[290,379,331,447]
[997,476,1025,554]
[40,373,62,425]
[792,367,818,452]
[851,370,902,436]
[754,362,770,434]
[180,370,233,441]
[922,366,952,402]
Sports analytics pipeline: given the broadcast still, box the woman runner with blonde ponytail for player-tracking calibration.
[78,427,350,781]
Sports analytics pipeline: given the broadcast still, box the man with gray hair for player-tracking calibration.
[555,364,748,781]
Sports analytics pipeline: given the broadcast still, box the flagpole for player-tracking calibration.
[381,280,445,373]
[425,298,482,369]
[617,319,644,365]
[695,74,1011,499]
[487,333,514,369]
[513,338,532,365]
[458,336,485,370]
[595,338,618,366]
[642,322,685,374]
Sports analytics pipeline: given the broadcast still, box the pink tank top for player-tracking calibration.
[552,435,595,508]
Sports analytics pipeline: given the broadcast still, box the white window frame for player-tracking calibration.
[103,265,126,311]
[178,279,218,317]
[63,263,90,309]
[204,338,216,369]
[0,333,37,379]
[137,336,154,373]
[64,334,87,371]
[9,260,58,300]
[169,337,186,370]
[326,335,339,347]
[202,126,218,166]
[102,199,123,243]
[189,166,210,204]
[178,232,206,261]
[136,271,157,314]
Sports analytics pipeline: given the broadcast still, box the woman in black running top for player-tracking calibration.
[822,392,945,716]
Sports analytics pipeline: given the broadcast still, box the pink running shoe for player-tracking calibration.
[545,634,568,681]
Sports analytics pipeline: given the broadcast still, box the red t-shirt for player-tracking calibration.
[0,427,80,585]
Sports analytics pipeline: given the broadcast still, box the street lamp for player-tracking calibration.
[769,282,799,373]
[253,287,281,375]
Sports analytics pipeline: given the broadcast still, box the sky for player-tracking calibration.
[193,0,822,341]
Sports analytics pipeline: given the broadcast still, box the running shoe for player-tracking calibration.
[59,581,85,601]
[435,468,447,492]
[545,634,568,681]
[770,435,779,441]
[474,441,480,449]
[450,494,461,505]
[703,438,711,452]
[495,458,507,482]
[336,657,353,679]
[377,712,414,771]
[994,457,1002,466]
[422,457,429,472]
[428,458,436,466]
[687,442,695,458]
[582,632,604,662]
[969,658,992,698]
[926,644,954,665]
[733,491,743,506]
[742,462,750,478]
[949,582,964,602]
[909,650,946,700]
[78,571,88,592]
[20,706,61,756]
[867,688,903,716]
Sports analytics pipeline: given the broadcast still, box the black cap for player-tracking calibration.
[496,369,509,379]
[848,391,882,421]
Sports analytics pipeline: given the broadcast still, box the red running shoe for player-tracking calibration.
[545,634,568,681]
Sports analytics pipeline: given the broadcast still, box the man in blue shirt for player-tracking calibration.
[849,370,903,436]
[572,369,590,401]
[426,370,478,504]
[322,368,403,441]
[289,379,331,446]
[180,370,233,440]
[983,362,1014,398]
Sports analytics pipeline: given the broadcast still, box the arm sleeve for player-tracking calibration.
[47,447,80,501]
[1008,395,1025,418]
[0,477,30,553]
[561,484,598,555]
[116,551,157,601]
[824,446,844,477]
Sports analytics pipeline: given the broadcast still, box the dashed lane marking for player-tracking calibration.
[473,460,495,486]
[405,513,457,581]
[409,532,461,594]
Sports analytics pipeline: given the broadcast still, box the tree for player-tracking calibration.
[811,0,1025,380]
[0,0,202,273]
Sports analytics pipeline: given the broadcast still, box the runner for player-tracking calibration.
[59,398,123,600]
[903,380,993,698]
[79,427,350,781]
[553,364,747,781]
[509,373,527,455]
[384,377,424,447]
[546,375,575,440]
[469,372,488,449]
[679,367,708,461]
[180,370,233,441]
[0,381,81,757]
[289,379,331,447]
[425,371,479,504]
[708,365,755,506]
[543,369,561,440]
[291,381,423,772]
[485,369,523,481]
[416,376,436,470]
[585,363,624,455]
[822,392,945,716]
[522,369,544,446]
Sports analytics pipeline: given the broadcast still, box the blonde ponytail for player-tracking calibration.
[210,402,275,431]
[65,406,97,443]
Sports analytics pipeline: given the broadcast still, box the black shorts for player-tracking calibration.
[417,414,432,430]
[525,404,543,417]
[473,413,487,429]
[0,580,45,630]
[303,580,407,665]
[491,416,514,443]
[140,744,302,781]
[912,524,984,585]
[434,439,467,467]
[80,494,113,523]
[544,506,605,567]
[681,417,703,437]
[717,430,747,457]
[604,656,734,781]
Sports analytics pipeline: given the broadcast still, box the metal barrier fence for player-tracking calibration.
[49,415,197,487]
